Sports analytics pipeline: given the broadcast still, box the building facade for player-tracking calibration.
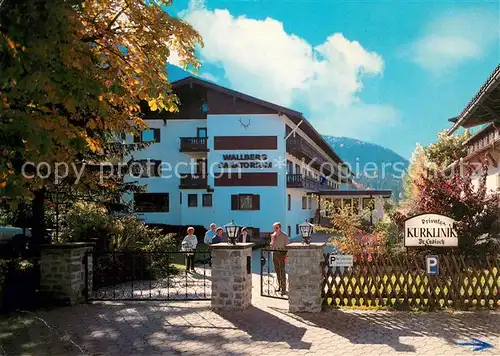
[447,65,500,194]
[124,77,352,239]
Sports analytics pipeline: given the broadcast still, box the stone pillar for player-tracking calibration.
[40,242,94,305]
[287,242,325,313]
[210,243,254,310]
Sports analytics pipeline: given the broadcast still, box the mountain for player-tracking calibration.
[323,136,409,200]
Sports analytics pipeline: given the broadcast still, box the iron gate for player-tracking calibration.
[260,248,289,300]
[85,250,212,301]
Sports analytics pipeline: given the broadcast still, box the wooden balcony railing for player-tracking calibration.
[179,174,208,189]
[466,126,500,157]
[180,137,208,152]
[286,174,324,191]
[286,137,333,175]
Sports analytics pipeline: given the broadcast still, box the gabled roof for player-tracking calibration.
[171,76,303,119]
[169,76,347,168]
[448,64,500,134]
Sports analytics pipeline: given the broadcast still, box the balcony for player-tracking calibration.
[179,174,208,189]
[286,174,323,191]
[286,137,333,175]
[180,137,208,153]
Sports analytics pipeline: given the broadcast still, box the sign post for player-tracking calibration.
[329,254,353,268]
[425,255,439,275]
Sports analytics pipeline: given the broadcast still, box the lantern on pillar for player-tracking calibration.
[224,220,242,245]
[298,219,315,244]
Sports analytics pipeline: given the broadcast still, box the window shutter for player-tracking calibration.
[252,195,260,210]
[231,195,239,210]
[154,128,161,142]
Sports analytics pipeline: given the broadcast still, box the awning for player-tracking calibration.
[306,189,392,198]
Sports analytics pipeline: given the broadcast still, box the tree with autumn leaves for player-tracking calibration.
[0,0,202,243]
[395,161,500,255]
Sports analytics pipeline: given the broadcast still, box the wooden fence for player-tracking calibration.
[321,254,500,310]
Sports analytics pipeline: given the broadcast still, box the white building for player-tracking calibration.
[447,65,500,194]
[124,76,388,239]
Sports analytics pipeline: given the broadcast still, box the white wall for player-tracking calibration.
[124,119,207,225]
[470,150,500,195]
[206,114,287,233]
[121,113,347,236]
[285,189,316,239]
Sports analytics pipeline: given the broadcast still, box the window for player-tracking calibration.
[363,197,375,210]
[130,160,161,178]
[180,192,182,205]
[302,196,307,210]
[343,198,352,212]
[288,194,291,211]
[197,127,207,138]
[188,194,198,207]
[353,198,360,214]
[295,224,299,235]
[287,160,293,174]
[231,194,260,210]
[308,197,312,209]
[134,128,161,143]
[134,193,169,212]
[202,194,213,207]
[287,225,291,236]
[333,199,342,213]
[295,164,301,175]
[196,159,207,177]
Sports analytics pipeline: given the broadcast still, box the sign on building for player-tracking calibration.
[426,255,439,275]
[329,254,353,268]
[404,213,458,247]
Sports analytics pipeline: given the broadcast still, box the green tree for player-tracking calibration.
[0,0,202,242]
[403,129,470,200]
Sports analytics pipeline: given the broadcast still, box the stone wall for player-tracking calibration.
[210,243,254,310]
[40,243,94,305]
[287,242,325,313]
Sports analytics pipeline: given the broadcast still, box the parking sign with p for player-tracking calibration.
[426,255,439,275]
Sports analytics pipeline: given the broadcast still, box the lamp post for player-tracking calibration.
[298,219,315,245]
[224,220,242,245]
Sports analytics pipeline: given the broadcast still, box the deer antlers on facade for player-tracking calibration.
[238,117,251,129]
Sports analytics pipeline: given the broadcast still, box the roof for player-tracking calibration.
[448,65,500,134]
[307,189,392,198]
[168,76,347,168]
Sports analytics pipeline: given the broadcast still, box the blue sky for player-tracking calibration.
[167,0,499,159]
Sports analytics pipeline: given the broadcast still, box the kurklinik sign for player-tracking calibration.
[404,213,458,247]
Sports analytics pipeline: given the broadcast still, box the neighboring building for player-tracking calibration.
[447,65,500,193]
[124,76,388,239]
[311,189,392,226]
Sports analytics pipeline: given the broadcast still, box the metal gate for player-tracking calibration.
[260,248,289,300]
[84,250,211,301]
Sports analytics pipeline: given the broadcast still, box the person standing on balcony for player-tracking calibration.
[270,222,289,295]
[204,223,217,245]
[181,227,198,273]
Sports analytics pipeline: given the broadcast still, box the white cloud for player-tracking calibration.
[403,9,498,74]
[181,0,399,140]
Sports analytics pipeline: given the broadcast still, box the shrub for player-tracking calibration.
[320,205,388,261]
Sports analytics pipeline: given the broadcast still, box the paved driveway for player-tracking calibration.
[1,290,499,356]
